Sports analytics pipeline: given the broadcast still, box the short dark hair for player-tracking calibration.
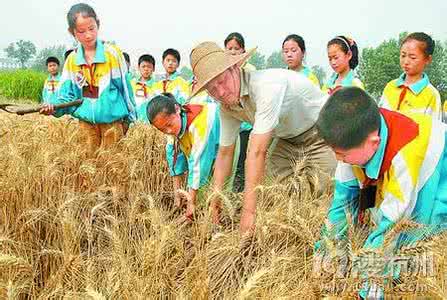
[316,87,380,149]
[46,56,60,66]
[147,93,179,124]
[327,35,359,70]
[402,32,435,57]
[162,48,180,64]
[138,54,155,67]
[123,52,130,66]
[67,3,99,35]
[282,34,305,53]
[224,32,246,50]
[64,49,74,61]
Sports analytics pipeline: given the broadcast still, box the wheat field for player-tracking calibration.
[1,111,446,299]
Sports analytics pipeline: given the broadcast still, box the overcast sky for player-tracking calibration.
[1,0,446,74]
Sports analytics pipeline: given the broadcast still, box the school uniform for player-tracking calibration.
[297,65,320,88]
[316,109,447,297]
[42,74,61,104]
[322,69,364,94]
[51,39,136,155]
[168,100,220,190]
[130,76,155,122]
[380,73,442,120]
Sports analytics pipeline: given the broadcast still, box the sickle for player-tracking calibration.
[0,99,83,115]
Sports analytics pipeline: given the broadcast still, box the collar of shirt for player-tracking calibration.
[301,66,311,77]
[47,74,61,81]
[178,111,188,138]
[363,114,388,180]
[75,39,106,66]
[237,68,250,108]
[327,69,356,87]
[162,71,180,81]
[395,73,429,95]
[288,65,311,77]
[137,76,154,85]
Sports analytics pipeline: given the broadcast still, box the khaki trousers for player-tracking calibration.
[266,125,336,186]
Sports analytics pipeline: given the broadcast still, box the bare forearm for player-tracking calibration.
[243,150,267,213]
[213,145,235,191]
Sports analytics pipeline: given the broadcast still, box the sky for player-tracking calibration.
[1,0,446,74]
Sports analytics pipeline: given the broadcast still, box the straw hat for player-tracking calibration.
[189,41,256,98]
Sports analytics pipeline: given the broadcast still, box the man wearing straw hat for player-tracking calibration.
[190,41,336,234]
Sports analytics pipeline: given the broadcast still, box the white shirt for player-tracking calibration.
[220,68,328,146]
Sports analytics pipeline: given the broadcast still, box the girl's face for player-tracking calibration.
[225,39,244,56]
[72,15,98,50]
[327,44,352,75]
[400,39,432,78]
[282,40,304,70]
[151,110,182,136]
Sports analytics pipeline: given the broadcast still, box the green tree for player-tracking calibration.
[426,40,447,100]
[4,40,37,69]
[358,37,401,98]
[179,66,193,81]
[31,45,67,72]
[248,50,265,70]
[265,50,287,69]
[311,65,327,85]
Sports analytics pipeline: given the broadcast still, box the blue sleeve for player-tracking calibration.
[187,129,219,190]
[315,178,360,252]
[166,142,188,176]
[123,72,137,123]
[52,79,81,118]
[363,216,394,250]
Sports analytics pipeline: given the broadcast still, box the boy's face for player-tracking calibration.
[139,61,154,80]
[332,133,380,166]
[151,110,182,136]
[47,62,59,76]
[163,54,178,75]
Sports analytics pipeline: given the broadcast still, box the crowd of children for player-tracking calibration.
[37,3,445,298]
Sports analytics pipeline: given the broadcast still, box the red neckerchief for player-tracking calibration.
[136,82,147,97]
[48,79,56,92]
[358,108,419,224]
[397,85,410,110]
[162,73,172,93]
[172,104,204,169]
[82,64,97,95]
